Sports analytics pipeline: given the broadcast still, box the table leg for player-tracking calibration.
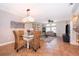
[27,41,29,48]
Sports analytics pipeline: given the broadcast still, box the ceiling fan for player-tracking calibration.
[69,3,74,5]
[48,19,54,23]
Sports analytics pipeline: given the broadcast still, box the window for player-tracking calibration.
[46,23,56,33]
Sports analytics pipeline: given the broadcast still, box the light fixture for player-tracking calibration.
[48,19,54,23]
[22,9,34,23]
[72,15,79,24]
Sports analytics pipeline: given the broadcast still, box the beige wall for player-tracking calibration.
[56,20,70,37]
[0,9,21,44]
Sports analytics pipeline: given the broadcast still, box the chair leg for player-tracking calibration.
[29,45,31,49]
[14,45,17,49]
[14,42,17,49]
[16,45,24,52]
[33,49,37,52]
[39,46,40,48]
[16,49,19,52]
[34,50,37,52]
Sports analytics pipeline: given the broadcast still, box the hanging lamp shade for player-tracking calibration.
[22,16,34,23]
[22,9,35,23]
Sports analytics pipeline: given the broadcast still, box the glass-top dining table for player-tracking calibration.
[23,34,34,49]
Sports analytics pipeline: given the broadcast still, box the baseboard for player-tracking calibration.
[0,41,14,46]
[70,42,79,46]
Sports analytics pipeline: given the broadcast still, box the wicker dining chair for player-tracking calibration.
[13,30,25,52]
[30,31,41,52]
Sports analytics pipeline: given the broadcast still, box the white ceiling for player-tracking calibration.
[0,3,75,23]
